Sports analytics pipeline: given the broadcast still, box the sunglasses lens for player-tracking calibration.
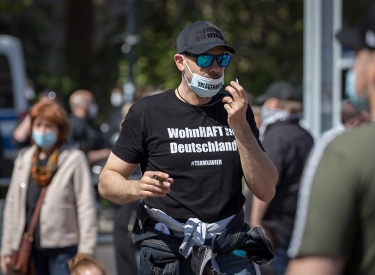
[197,55,215,68]
[217,54,231,67]
[196,54,231,68]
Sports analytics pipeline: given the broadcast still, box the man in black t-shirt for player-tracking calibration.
[98,21,278,274]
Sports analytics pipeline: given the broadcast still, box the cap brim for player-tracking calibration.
[335,28,364,51]
[255,94,268,105]
[187,42,236,54]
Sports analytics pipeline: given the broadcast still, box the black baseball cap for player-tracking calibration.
[176,21,235,54]
[335,2,375,51]
[256,81,295,104]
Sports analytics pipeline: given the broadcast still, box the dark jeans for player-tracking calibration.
[270,236,291,275]
[133,201,274,275]
[179,251,258,275]
[32,245,77,275]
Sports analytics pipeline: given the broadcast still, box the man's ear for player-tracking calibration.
[174,54,185,72]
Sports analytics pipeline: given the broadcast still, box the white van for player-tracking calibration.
[0,35,28,162]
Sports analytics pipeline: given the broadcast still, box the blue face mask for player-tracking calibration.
[345,69,367,110]
[32,130,57,148]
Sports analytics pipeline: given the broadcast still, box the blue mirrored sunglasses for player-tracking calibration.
[184,52,231,68]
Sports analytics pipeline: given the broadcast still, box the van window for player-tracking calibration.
[0,54,14,108]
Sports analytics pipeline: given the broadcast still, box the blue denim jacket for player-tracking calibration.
[132,201,274,275]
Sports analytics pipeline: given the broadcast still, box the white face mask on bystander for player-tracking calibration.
[259,106,289,141]
[110,93,123,107]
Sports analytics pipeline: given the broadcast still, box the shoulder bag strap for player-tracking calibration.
[24,187,47,239]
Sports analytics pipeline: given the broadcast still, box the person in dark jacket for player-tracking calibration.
[68,89,111,165]
[251,81,314,275]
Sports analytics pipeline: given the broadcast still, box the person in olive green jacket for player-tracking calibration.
[287,3,375,275]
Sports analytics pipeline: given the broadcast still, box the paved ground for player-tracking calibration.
[96,206,118,275]
[96,239,117,275]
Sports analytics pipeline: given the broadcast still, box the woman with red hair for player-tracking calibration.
[0,101,97,275]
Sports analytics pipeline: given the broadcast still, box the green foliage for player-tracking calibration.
[135,0,305,97]
[0,0,374,119]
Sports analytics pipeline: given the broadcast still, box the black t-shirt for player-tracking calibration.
[112,89,262,223]
[262,118,314,237]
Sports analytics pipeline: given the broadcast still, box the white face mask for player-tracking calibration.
[259,106,289,142]
[345,69,367,111]
[110,93,123,107]
[183,58,224,98]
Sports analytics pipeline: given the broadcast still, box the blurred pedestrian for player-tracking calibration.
[286,100,371,274]
[132,86,161,102]
[287,3,375,275]
[251,81,314,275]
[0,101,97,275]
[12,89,63,148]
[69,254,108,275]
[99,21,277,274]
[110,101,140,275]
[68,89,111,165]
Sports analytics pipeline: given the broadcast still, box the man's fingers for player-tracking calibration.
[144,171,172,185]
[139,189,170,198]
[222,96,233,105]
[138,187,170,199]
[139,171,174,199]
[152,175,172,187]
[230,80,246,96]
[148,172,174,187]
[152,175,166,181]
[224,86,240,101]
[225,81,247,102]
[140,182,171,194]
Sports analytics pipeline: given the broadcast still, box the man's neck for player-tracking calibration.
[175,82,212,106]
